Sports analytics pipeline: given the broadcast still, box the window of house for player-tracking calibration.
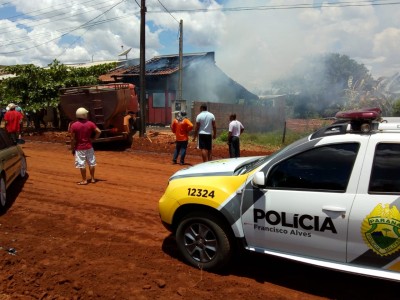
[265,143,359,192]
[369,143,400,194]
[152,93,165,108]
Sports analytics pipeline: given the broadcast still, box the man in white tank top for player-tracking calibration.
[228,113,244,158]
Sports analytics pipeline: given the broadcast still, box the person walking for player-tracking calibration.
[193,103,216,162]
[171,111,193,165]
[228,113,244,158]
[0,107,5,127]
[69,107,101,185]
[4,103,23,144]
[15,105,25,140]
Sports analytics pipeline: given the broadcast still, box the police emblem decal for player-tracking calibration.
[361,203,400,256]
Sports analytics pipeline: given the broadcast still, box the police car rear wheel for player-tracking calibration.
[176,213,232,270]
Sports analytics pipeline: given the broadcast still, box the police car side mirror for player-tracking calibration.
[252,171,266,187]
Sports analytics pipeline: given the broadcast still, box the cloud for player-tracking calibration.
[214,0,393,92]
[1,0,400,94]
[372,27,400,75]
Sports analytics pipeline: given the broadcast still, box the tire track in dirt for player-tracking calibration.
[6,140,394,299]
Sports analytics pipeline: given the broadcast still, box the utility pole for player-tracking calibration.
[139,0,146,136]
[178,20,183,101]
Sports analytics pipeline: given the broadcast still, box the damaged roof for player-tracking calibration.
[99,52,215,82]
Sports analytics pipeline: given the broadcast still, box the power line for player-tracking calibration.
[147,0,400,13]
[0,0,120,34]
[156,0,179,23]
[0,0,127,55]
[1,13,136,48]
[1,0,400,55]
[0,0,101,21]
[0,5,123,39]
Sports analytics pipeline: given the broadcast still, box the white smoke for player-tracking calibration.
[1,0,400,94]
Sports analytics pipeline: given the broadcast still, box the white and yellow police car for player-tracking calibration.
[159,108,400,282]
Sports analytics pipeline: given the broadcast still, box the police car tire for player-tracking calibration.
[176,213,233,270]
[0,175,6,208]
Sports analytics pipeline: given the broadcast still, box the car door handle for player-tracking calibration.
[322,205,346,212]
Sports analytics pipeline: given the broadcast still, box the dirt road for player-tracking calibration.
[0,133,397,299]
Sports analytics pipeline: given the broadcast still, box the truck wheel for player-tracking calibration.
[127,132,134,147]
[176,213,233,270]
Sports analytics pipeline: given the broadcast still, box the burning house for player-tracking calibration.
[99,52,258,125]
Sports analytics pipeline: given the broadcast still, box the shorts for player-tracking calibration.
[198,134,212,150]
[75,148,97,168]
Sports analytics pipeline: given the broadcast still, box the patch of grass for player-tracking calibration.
[215,129,311,152]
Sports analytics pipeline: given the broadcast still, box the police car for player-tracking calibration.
[159,108,400,282]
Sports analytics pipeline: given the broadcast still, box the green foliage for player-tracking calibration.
[217,130,229,142]
[393,99,400,116]
[216,130,310,152]
[0,59,117,111]
[272,53,372,118]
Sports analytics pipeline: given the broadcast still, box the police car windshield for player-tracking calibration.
[234,156,269,175]
[233,135,310,176]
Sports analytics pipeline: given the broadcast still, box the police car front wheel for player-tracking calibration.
[176,213,233,270]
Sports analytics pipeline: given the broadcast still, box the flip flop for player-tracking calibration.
[77,181,88,185]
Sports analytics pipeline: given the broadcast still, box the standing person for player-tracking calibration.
[15,105,25,140]
[123,111,137,134]
[0,107,5,127]
[228,113,244,158]
[193,103,217,162]
[171,111,193,165]
[25,110,32,128]
[69,107,101,185]
[3,103,23,144]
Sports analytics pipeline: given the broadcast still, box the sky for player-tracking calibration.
[1,0,400,94]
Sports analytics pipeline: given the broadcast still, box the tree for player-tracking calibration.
[0,60,116,112]
[272,53,373,118]
[0,60,116,128]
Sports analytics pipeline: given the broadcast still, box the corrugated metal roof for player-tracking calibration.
[99,52,214,82]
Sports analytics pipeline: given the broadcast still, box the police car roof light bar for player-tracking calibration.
[335,107,382,120]
[333,107,382,133]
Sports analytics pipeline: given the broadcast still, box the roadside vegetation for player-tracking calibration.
[0,59,117,113]
[2,52,400,134]
[216,129,311,152]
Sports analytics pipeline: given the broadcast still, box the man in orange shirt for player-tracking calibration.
[171,111,193,165]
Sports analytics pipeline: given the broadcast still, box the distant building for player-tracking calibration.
[99,52,258,125]
[0,66,16,80]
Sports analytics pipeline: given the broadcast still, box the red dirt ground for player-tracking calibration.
[0,129,397,299]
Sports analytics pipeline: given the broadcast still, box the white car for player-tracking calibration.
[159,108,400,282]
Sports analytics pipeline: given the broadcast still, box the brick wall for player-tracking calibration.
[190,101,334,135]
[190,101,286,134]
[285,119,334,133]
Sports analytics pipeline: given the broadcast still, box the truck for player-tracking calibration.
[59,83,139,144]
